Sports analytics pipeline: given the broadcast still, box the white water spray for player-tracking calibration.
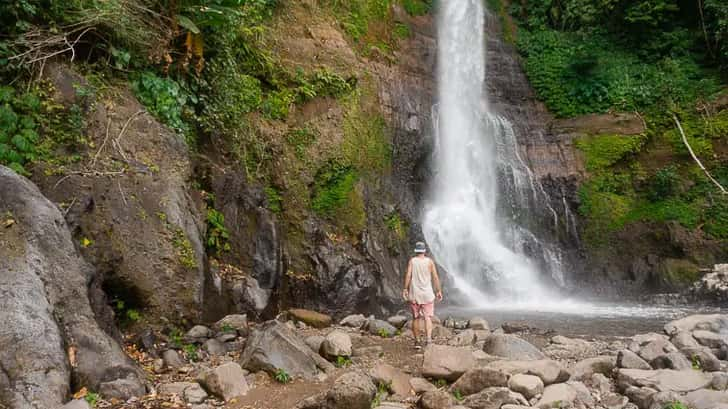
[423,0,562,306]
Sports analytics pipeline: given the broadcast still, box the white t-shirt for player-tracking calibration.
[409,256,435,304]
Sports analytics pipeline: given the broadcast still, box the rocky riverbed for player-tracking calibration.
[56,312,728,409]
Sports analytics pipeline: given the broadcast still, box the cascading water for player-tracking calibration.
[422,0,564,305]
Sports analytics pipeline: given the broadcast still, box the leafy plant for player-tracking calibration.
[206,209,231,255]
[647,166,680,201]
[663,402,688,409]
[452,388,464,401]
[84,391,100,408]
[312,161,359,217]
[274,368,291,383]
[132,72,194,140]
[169,328,184,348]
[434,379,447,388]
[575,134,646,171]
[377,327,390,338]
[285,126,317,160]
[371,381,390,408]
[400,0,432,16]
[385,212,406,240]
[264,186,282,213]
[691,354,702,370]
[335,355,352,367]
[221,323,235,333]
[172,227,197,269]
[182,343,199,361]
[0,86,41,175]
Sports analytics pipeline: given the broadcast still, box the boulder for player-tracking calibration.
[682,348,721,372]
[450,367,509,396]
[461,387,528,409]
[184,383,209,404]
[422,345,483,381]
[602,392,629,409]
[215,314,249,336]
[367,320,398,337]
[420,390,454,409]
[322,372,376,409]
[468,317,490,331]
[713,372,728,390]
[163,349,185,369]
[185,325,212,343]
[0,166,147,408]
[60,400,91,409]
[203,339,226,356]
[568,380,596,407]
[693,330,728,349]
[370,363,412,398]
[625,386,658,409]
[647,391,684,409]
[546,335,596,360]
[340,314,368,328]
[637,339,678,363]
[483,334,546,360]
[197,363,249,401]
[570,355,617,380]
[617,369,713,393]
[507,374,544,399]
[305,335,326,354]
[651,352,692,370]
[664,314,728,335]
[684,389,728,409]
[671,331,700,350]
[618,349,652,370]
[240,321,331,379]
[486,359,566,385]
[159,382,208,404]
[320,330,352,360]
[535,383,577,409]
[387,315,408,329]
[409,377,437,393]
[448,329,477,347]
[289,309,332,328]
[431,325,453,339]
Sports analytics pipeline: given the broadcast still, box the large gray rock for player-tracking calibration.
[322,372,376,409]
[617,369,713,393]
[387,315,408,329]
[651,351,692,370]
[367,319,397,337]
[637,339,678,363]
[320,330,352,360]
[422,344,488,381]
[483,334,546,360]
[682,347,722,371]
[215,314,249,336]
[536,383,578,409]
[240,321,330,379]
[647,391,685,409]
[684,389,728,409]
[305,335,326,353]
[409,377,437,393]
[618,349,652,370]
[693,330,728,349]
[448,329,477,346]
[197,362,248,401]
[460,387,528,409]
[450,367,509,396]
[370,363,412,398]
[625,386,658,409]
[664,314,728,335]
[163,349,185,369]
[340,314,368,328]
[468,317,490,331]
[0,166,146,409]
[570,355,617,380]
[203,338,226,356]
[671,331,700,350]
[507,374,544,399]
[159,382,208,403]
[185,325,212,343]
[486,359,566,385]
[419,390,454,409]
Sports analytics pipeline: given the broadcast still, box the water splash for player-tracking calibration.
[423,0,565,307]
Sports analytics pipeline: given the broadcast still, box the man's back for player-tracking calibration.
[409,256,435,304]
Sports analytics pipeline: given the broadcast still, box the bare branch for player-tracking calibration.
[672,113,727,195]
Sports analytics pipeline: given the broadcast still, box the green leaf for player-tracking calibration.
[176,15,201,34]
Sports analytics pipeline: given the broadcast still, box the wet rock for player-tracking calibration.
[461,387,528,409]
[387,315,408,329]
[419,390,454,409]
[651,351,692,370]
[483,334,546,360]
[203,339,226,356]
[535,383,577,409]
[322,371,376,409]
[448,329,477,346]
[197,362,249,401]
[215,314,249,336]
[618,349,652,370]
[305,335,326,353]
[664,314,728,335]
[450,367,509,396]
[288,309,332,328]
[163,349,185,369]
[340,314,368,328]
[468,317,490,331]
[409,377,437,393]
[507,374,544,399]
[320,330,352,360]
[570,355,616,380]
[617,369,713,393]
[486,359,566,385]
[185,325,212,343]
[690,265,728,303]
[367,320,397,337]
[370,363,412,398]
[422,345,484,381]
[0,166,147,407]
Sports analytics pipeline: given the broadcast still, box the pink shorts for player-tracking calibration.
[410,302,434,319]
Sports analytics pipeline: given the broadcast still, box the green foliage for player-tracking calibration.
[625,199,702,229]
[578,185,633,243]
[342,90,391,174]
[132,72,194,139]
[400,0,433,16]
[172,228,197,269]
[692,354,702,370]
[335,355,352,367]
[182,343,199,361]
[575,134,646,171]
[274,368,291,383]
[221,323,235,333]
[264,186,282,213]
[262,89,295,120]
[647,166,680,201]
[377,327,390,338]
[385,212,406,239]
[394,23,411,39]
[704,196,728,239]
[0,86,41,175]
[312,161,359,217]
[371,381,390,408]
[112,299,141,327]
[169,328,184,348]
[434,379,447,388]
[84,391,100,408]
[206,209,231,255]
[452,388,464,401]
[327,0,392,42]
[663,402,688,409]
[286,126,317,160]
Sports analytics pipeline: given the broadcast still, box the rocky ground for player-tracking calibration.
[56,311,728,409]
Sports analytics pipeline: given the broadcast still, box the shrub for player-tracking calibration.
[647,166,680,201]
[0,86,40,175]
[84,391,100,408]
[274,368,291,383]
[311,162,359,217]
[335,356,352,367]
[132,72,193,139]
[205,209,231,255]
[400,0,433,16]
[264,186,282,213]
[285,126,317,160]
[575,134,646,171]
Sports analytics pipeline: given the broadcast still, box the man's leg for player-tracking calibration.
[411,303,421,343]
[423,303,434,343]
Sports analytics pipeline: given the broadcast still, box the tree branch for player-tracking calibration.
[671,113,727,195]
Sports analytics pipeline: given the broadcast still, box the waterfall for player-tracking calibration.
[422,0,563,306]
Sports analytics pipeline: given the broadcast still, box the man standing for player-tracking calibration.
[402,241,443,348]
